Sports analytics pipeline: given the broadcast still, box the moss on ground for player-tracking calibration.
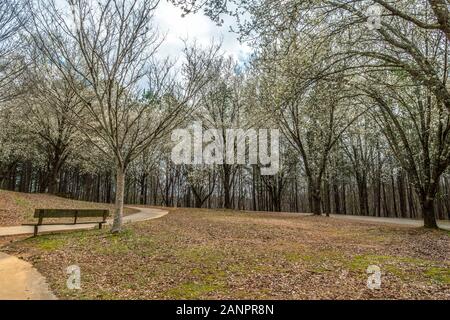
[24,234,67,251]
[164,281,227,299]
[425,266,450,284]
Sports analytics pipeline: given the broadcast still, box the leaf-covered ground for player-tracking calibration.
[3,207,450,299]
[0,190,137,226]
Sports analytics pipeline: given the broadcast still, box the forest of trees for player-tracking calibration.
[0,0,449,231]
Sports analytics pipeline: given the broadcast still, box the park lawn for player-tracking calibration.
[3,207,450,300]
[0,190,138,226]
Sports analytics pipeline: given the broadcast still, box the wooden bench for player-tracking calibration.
[23,209,110,236]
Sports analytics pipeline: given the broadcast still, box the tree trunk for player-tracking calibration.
[391,174,398,217]
[421,196,438,229]
[342,183,347,214]
[47,169,59,194]
[193,189,203,208]
[323,178,331,216]
[252,166,257,211]
[223,165,232,209]
[311,192,321,215]
[356,175,369,216]
[333,182,341,214]
[111,166,125,233]
[308,177,322,215]
[140,173,148,205]
[397,172,407,218]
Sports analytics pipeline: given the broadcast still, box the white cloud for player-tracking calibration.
[153,1,252,63]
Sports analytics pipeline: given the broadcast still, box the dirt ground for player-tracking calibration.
[2,207,449,300]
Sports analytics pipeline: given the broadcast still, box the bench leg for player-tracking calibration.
[99,223,102,230]
[34,225,38,237]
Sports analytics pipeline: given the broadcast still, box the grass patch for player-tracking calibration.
[345,254,450,282]
[24,235,67,251]
[177,245,225,265]
[348,254,393,271]
[283,250,343,264]
[441,230,450,237]
[36,238,65,251]
[425,267,450,284]
[165,281,226,299]
[347,254,429,270]
[91,228,152,255]
[165,268,228,299]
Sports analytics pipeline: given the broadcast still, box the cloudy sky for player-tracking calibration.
[153,1,252,63]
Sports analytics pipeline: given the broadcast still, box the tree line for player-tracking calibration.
[0,0,449,231]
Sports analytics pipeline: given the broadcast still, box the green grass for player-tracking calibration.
[345,254,450,283]
[32,236,66,251]
[425,267,450,284]
[165,282,224,299]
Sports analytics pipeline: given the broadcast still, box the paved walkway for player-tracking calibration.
[0,252,57,300]
[328,214,450,231]
[0,207,168,237]
[0,207,168,300]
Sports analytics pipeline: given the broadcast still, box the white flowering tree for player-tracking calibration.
[27,0,218,232]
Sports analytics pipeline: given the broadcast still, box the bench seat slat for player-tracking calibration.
[23,221,107,226]
[34,209,109,218]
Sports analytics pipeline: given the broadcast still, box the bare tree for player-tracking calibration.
[27,0,218,232]
[363,73,450,228]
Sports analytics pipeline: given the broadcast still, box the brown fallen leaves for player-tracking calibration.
[3,207,450,300]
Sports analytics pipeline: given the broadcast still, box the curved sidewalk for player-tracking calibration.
[0,252,57,300]
[0,207,168,237]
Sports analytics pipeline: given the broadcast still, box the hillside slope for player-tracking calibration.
[0,190,134,226]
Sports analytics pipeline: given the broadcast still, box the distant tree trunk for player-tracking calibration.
[223,164,232,209]
[252,166,257,211]
[333,181,341,214]
[397,172,407,218]
[341,183,347,214]
[408,182,416,219]
[391,174,398,217]
[140,173,148,205]
[323,177,331,216]
[382,182,388,217]
[356,173,369,216]
[374,149,382,217]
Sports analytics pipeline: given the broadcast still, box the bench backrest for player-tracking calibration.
[34,209,109,219]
